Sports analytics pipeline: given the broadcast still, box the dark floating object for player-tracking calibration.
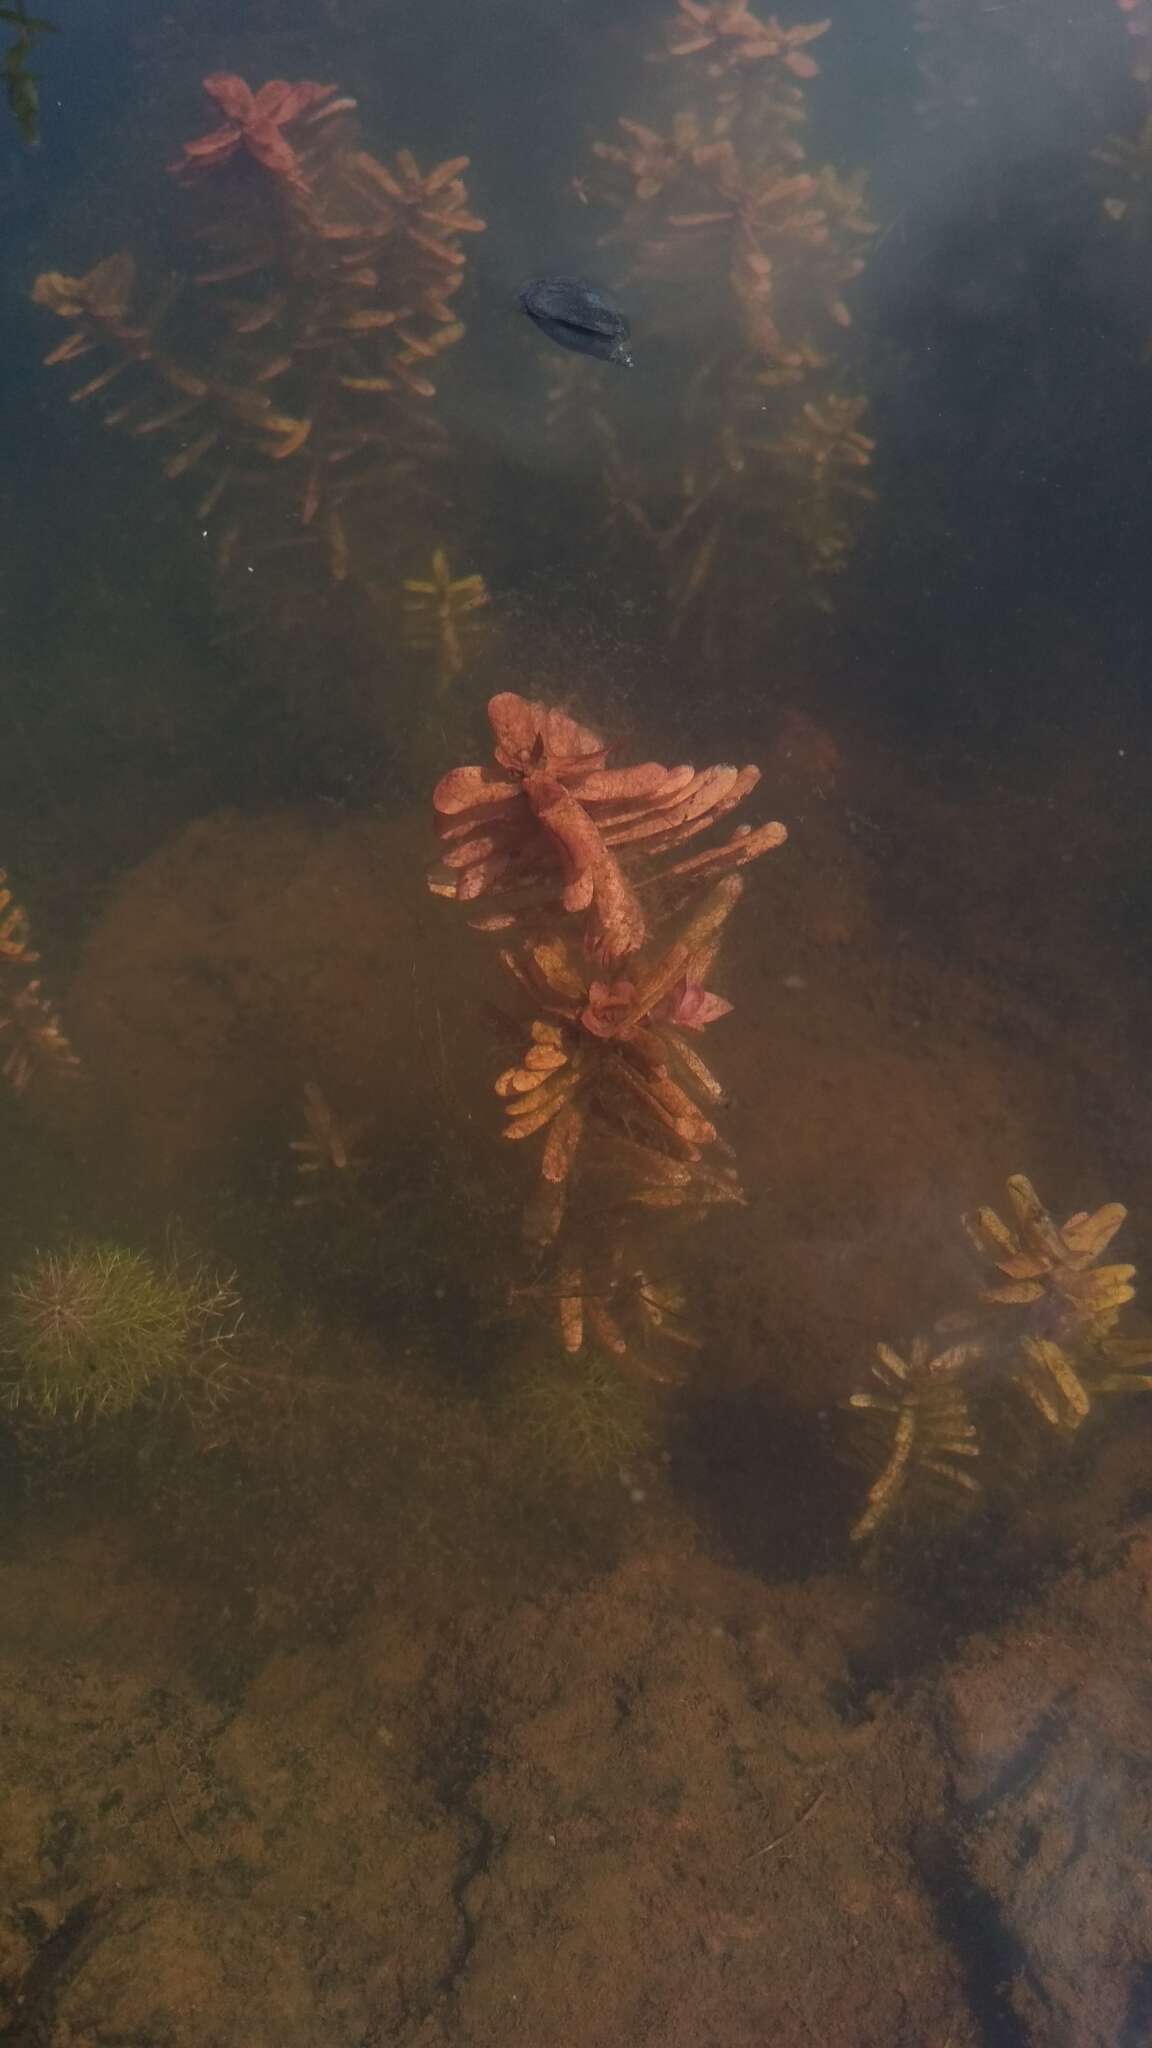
[518,277,634,368]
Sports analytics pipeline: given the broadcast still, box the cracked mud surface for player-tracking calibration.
[7,1503,1150,2047]
[0,1537,974,2048]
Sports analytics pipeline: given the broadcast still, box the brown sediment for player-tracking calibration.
[0,1515,979,2048]
[65,808,509,1186]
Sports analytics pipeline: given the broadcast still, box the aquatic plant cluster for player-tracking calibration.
[848,1175,1151,1539]
[0,869,78,1099]
[1094,0,1152,280]
[0,1241,240,1422]
[31,74,485,628]
[13,6,1152,1549]
[550,0,876,659]
[29,2,876,681]
[1116,0,1152,83]
[429,690,786,1381]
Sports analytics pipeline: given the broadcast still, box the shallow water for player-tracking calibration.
[1,2,1151,2042]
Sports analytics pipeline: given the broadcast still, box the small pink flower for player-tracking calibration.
[654,978,733,1030]
[581,979,640,1039]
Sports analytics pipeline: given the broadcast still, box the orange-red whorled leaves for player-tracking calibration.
[31,252,138,327]
[0,873,79,1099]
[169,75,344,191]
[492,880,747,1245]
[432,693,681,965]
[664,0,830,77]
[430,693,784,967]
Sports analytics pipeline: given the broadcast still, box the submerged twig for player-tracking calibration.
[152,1732,206,1865]
[744,1783,829,1863]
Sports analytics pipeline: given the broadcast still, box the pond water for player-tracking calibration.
[1,2,1151,2042]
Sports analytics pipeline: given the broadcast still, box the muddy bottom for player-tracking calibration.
[3,745,1148,2045]
[3,1473,1151,2047]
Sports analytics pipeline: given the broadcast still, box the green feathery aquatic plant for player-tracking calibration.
[0,1241,240,1421]
[502,1348,656,1483]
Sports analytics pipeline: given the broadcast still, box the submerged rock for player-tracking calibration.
[939,1520,1152,2047]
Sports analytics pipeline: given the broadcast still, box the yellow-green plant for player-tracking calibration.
[502,1348,655,1483]
[0,1241,239,1421]
[847,1174,1144,1540]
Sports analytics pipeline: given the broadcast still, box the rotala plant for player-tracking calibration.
[848,1175,1150,1540]
[429,691,786,1382]
[544,0,875,664]
[0,867,78,1099]
[31,73,485,628]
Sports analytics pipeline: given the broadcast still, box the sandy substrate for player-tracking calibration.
[65,807,507,1187]
[934,1522,1152,2047]
[5,1500,1152,2047]
[0,1530,967,2048]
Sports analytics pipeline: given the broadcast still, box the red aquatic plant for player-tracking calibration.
[0,871,79,1098]
[429,692,785,965]
[539,1248,702,1382]
[561,1,876,661]
[664,0,830,77]
[1116,0,1152,81]
[495,877,747,1245]
[169,74,343,191]
[34,78,484,616]
[429,698,788,1380]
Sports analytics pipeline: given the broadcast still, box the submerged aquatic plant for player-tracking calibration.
[289,1081,369,1206]
[0,867,79,1099]
[494,885,746,1254]
[0,1,56,147]
[0,1242,240,1421]
[31,74,484,626]
[430,692,783,1397]
[1092,5,1152,361]
[520,1250,702,1386]
[400,547,489,688]
[502,1347,655,1481]
[847,1335,982,1541]
[0,870,36,966]
[429,689,785,964]
[972,1176,1133,1367]
[168,73,344,191]
[1093,112,1152,234]
[847,1175,1145,1540]
[0,979,79,1096]
[1115,0,1152,84]
[554,0,875,659]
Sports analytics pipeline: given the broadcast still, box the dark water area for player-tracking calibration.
[2,2,1152,2042]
